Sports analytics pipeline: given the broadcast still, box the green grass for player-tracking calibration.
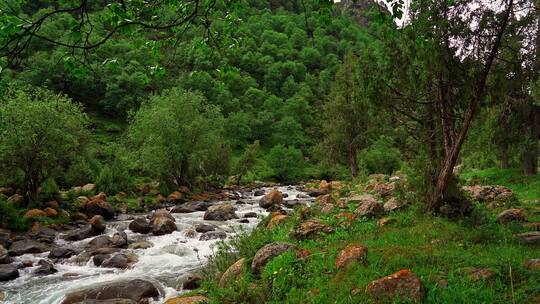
[461,168,540,201]
[198,187,540,303]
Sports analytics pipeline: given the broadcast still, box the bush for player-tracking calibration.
[96,166,115,195]
[39,178,60,204]
[266,145,305,183]
[358,136,402,175]
[0,199,30,231]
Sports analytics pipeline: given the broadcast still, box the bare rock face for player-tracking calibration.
[203,204,238,221]
[220,258,245,287]
[367,269,426,303]
[251,242,295,274]
[259,189,284,210]
[335,244,368,269]
[60,279,159,304]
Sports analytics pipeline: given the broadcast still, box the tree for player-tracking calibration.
[0,87,90,203]
[322,51,379,178]
[126,88,228,190]
[233,140,260,185]
[266,144,305,182]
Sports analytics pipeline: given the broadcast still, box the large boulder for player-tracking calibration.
[88,235,113,251]
[251,242,295,274]
[181,274,202,290]
[89,215,106,234]
[171,201,209,213]
[335,244,368,269]
[219,258,245,287]
[203,204,238,221]
[259,189,283,209]
[150,212,177,236]
[111,232,128,248]
[129,217,151,234]
[496,208,527,224]
[292,219,334,240]
[60,279,159,304]
[34,259,58,276]
[49,247,76,260]
[0,264,19,281]
[367,269,426,303]
[63,224,94,241]
[85,196,115,220]
[101,253,135,269]
[355,199,385,218]
[44,207,58,218]
[9,239,49,256]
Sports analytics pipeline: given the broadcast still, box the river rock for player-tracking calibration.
[203,203,238,221]
[355,199,385,218]
[335,244,368,269]
[253,189,265,196]
[0,228,12,248]
[9,239,49,256]
[89,215,106,234]
[34,259,57,276]
[195,223,216,233]
[292,219,334,240]
[244,212,258,218]
[219,258,245,287]
[60,279,159,304]
[85,197,115,220]
[150,213,177,236]
[496,208,527,224]
[251,242,295,274]
[259,189,283,209]
[88,235,113,250]
[129,217,151,234]
[181,274,202,290]
[199,231,227,241]
[101,253,130,268]
[384,197,406,212]
[128,241,153,250]
[93,254,110,267]
[49,247,76,259]
[171,201,209,213]
[0,245,10,264]
[111,232,128,248]
[367,269,425,303]
[0,264,19,281]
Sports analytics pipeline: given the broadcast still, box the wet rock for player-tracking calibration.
[9,239,49,256]
[244,212,258,218]
[63,224,94,241]
[89,215,106,234]
[85,196,115,220]
[354,199,385,218]
[267,213,289,229]
[88,235,113,250]
[34,259,57,276]
[171,201,209,213]
[182,274,202,290]
[203,203,238,221]
[239,219,249,224]
[251,242,295,274]
[253,190,265,196]
[164,295,208,304]
[72,212,88,222]
[283,199,302,208]
[101,253,130,269]
[93,254,110,267]
[49,247,76,259]
[0,264,19,281]
[496,208,527,224]
[259,189,283,209]
[128,241,153,250]
[335,244,368,269]
[199,231,227,241]
[0,228,12,248]
[60,279,159,304]
[195,223,216,233]
[514,231,540,244]
[0,245,10,264]
[292,219,334,239]
[297,193,311,199]
[29,223,57,243]
[219,258,245,287]
[91,247,120,256]
[367,269,425,303]
[150,213,177,236]
[183,229,197,238]
[111,232,128,248]
[129,217,151,234]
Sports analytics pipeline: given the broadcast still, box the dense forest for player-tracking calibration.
[0,0,539,303]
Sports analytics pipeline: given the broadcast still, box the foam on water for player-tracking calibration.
[0,186,312,304]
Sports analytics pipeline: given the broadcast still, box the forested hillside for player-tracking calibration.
[0,1,539,303]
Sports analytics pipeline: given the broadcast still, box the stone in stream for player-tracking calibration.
[85,195,115,220]
[0,264,19,281]
[171,201,209,213]
[93,254,110,267]
[150,211,177,235]
[8,239,50,256]
[89,215,106,234]
[0,245,10,264]
[48,247,76,260]
[181,274,202,290]
[253,189,265,196]
[128,241,153,250]
[101,253,130,268]
[129,217,151,234]
[60,279,159,304]
[251,242,295,274]
[88,235,113,250]
[244,212,258,218]
[0,228,12,248]
[199,231,227,241]
[34,259,57,276]
[259,189,283,209]
[203,204,238,221]
[195,223,216,233]
[63,223,95,241]
[111,231,128,248]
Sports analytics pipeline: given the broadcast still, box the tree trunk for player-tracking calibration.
[349,150,359,179]
[523,106,539,175]
[500,157,509,169]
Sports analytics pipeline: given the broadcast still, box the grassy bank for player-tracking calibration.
[188,177,540,304]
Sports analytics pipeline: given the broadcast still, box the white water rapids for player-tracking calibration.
[0,186,311,304]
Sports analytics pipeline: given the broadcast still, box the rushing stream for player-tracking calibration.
[1,186,312,304]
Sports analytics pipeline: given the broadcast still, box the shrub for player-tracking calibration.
[39,178,60,203]
[358,136,402,175]
[96,166,115,195]
[266,145,305,183]
[0,199,30,231]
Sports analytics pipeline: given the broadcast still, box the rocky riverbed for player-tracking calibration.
[0,186,313,304]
